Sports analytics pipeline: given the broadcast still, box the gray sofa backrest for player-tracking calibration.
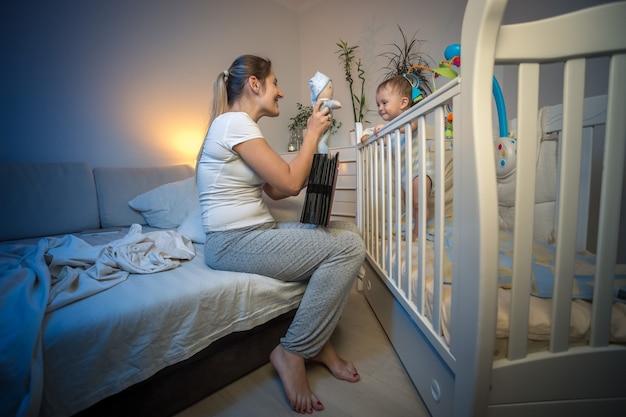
[0,162,195,241]
[0,162,100,241]
[94,165,194,228]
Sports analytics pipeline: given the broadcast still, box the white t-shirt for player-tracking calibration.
[197,112,275,231]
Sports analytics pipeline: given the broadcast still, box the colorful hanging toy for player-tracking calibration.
[404,44,461,138]
[404,43,513,172]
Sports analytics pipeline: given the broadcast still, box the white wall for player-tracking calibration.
[298,0,465,149]
[1,0,301,167]
[0,0,617,166]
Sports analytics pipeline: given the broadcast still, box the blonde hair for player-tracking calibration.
[196,55,273,168]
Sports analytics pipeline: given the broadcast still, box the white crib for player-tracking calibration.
[357,0,626,416]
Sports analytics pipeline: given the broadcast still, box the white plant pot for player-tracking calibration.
[350,122,363,146]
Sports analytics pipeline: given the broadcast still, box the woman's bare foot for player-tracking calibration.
[270,344,324,413]
[311,342,360,382]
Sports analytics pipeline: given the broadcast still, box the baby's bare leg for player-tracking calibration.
[411,176,433,241]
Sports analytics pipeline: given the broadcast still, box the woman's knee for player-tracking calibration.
[338,230,365,260]
[327,221,362,238]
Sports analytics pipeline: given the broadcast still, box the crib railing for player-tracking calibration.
[493,3,626,360]
[359,1,626,415]
[357,78,461,368]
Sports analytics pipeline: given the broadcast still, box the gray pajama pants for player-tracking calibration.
[204,220,365,358]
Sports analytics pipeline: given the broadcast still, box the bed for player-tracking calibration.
[357,0,626,415]
[0,163,307,417]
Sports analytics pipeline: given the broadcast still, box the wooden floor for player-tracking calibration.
[175,281,430,417]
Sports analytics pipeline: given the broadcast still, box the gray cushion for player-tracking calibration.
[94,165,194,228]
[0,162,100,241]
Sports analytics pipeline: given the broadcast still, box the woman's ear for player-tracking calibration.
[248,76,261,94]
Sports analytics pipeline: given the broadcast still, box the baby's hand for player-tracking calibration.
[373,123,385,135]
[360,126,375,144]
[308,100,333,137]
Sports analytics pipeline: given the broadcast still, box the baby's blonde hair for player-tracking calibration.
[377,75,414,107]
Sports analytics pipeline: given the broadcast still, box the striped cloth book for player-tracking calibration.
[300,152,339,227]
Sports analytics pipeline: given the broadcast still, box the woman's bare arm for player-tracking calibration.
[235,101,331,199]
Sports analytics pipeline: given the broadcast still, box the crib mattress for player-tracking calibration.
[3,228,306,417]
[384,232,626,349]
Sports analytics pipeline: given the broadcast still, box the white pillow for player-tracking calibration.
[128,177,199,229]
[177,207,205,244]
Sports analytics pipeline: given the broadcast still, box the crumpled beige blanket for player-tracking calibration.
[45,224,195,311]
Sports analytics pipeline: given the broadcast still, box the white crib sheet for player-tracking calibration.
[383,229,626,348]
[34,229,306,417]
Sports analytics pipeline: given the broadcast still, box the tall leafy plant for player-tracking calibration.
[336,40,367,124]
[379,25,434,97]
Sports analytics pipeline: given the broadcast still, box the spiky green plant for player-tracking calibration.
[379,25,434,97]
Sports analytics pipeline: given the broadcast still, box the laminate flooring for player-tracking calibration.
[175,282,430,417]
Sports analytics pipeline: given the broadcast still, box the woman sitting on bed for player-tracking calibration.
[195,54,365,414]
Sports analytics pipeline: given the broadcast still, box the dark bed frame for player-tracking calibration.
[74,309,296,417]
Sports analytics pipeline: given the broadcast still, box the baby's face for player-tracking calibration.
[376,86,408,121]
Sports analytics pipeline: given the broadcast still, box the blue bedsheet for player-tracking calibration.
[421,220,626,303]
[497,230,626,302]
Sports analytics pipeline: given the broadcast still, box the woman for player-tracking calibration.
[196,54,365,414]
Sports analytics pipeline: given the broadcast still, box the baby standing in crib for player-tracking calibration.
[361,75,434,241]
[196,54,365,414]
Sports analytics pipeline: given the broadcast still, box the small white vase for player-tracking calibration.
[350,122,363,145]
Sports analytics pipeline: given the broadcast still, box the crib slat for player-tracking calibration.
[375,144,380,259]
[372,143,378,266]
[375,141,385,266]
[363,146,369,252]
[576,126,593,252]
[508,63,539,360]
[430,107,446,335]
[385,139,393,275]
[416,117,428,313]
[394,131,404,292]
[590,53,626,347]
[550,58,585,353]
[377,142,383,265]
[366,145,374,258]
[370,144,379,262]
[404,124,414,296]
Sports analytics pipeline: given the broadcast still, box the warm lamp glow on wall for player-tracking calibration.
[118,85,207,167]
[171,128,204,166]
[149,119,205,167]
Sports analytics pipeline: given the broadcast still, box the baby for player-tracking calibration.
[361,75,433,241]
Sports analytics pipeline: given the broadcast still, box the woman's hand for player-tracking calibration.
[303,100,332,145]
[234,102,332,199]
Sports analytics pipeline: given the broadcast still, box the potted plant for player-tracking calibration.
[336,40,368,143]
[379,25,434,97]
[287,102,342,151]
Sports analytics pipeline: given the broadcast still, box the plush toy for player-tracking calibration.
[309,71,341,154]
